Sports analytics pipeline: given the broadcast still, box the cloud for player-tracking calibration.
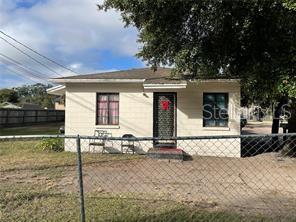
[69,63,82,70]
[0,0,139,57]
[0,0,144,88]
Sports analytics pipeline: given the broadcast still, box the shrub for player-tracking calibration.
[36,138,64,152]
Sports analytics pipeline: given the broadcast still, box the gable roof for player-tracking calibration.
[0,102,21,109]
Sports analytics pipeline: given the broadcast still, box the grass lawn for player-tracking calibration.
[0,140,287,221]
[0,122,63,136]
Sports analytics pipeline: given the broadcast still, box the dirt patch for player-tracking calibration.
[55,153,296,217]
[242,122,284,135]
[3,152,296,217]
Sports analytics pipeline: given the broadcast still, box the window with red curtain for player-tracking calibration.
[96,93,119,125]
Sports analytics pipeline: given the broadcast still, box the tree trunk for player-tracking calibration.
[288,102,296,133]
[271,97,288,134]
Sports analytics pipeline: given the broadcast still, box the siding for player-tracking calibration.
[64,81,241,157]
[65,83,153,137]
[176,82,241,136]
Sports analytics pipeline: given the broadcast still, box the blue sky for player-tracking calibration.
[0,0,145,88]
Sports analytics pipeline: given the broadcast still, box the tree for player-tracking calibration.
[99,0,296,133]
[283,0,296,10]
[0,89,18,103]
[13,84,56,109]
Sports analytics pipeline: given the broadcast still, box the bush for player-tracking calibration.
[36,138,64,152]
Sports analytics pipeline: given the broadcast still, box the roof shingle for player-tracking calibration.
[55,68,172,80]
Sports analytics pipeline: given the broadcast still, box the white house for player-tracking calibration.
[49,68,241,157]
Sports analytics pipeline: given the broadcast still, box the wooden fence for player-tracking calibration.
[0,108,65,127]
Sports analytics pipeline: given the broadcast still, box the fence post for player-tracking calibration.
[76,135,86,222]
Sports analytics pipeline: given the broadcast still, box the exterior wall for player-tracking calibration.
[64,83,154,152]
[179,138,241,158]
[64,81,241,157]
[54,102,65,110]
[176,82,241,137]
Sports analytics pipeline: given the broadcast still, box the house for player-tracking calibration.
[53,98,65,110]
[0,102,21,109]
[49,68,241,157]
[0,102,43,110]
[22,103,42,110]
[47,85,66,110]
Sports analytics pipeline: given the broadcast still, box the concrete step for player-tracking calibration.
[147,148,187,160]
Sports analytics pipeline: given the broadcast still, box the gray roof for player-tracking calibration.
[22,103,42,110]
[0,102,21,109]
[51,68,185,84]
[54,68,172,80]
[51,68,240,84]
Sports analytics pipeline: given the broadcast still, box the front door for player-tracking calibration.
[153,93,176,147]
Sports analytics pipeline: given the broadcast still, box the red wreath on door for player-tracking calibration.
[160,100,171,111]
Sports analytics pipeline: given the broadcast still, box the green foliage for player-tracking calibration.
[0,88,18,103]
[99,0,296,104]
[13,83,56,108]
[36,138,64,152]
[278,76,296,99]
[0,84,57,108]
[283,0,296,10]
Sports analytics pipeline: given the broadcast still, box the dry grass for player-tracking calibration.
[0,139,294,221]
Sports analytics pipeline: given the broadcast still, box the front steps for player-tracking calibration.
[147,148,189,160]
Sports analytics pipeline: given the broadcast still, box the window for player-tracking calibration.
[203,93,229,127]
[96,93,119,125]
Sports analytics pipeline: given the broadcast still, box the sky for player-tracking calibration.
[0,0,145,88]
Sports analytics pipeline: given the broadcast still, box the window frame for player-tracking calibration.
[203,92,229,128]
[96,93,119,126]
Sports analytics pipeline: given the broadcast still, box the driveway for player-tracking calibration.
[242,121,284,135]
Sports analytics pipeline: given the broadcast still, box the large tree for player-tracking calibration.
[0,88,18,103]
[13,84,55,109]
[99,0,296,133]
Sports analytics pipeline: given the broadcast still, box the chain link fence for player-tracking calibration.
[1,133,296,221]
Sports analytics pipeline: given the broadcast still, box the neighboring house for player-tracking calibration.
[22,103,42,110]
[49,68,241,157]
[53,97,65,110]
[54,101,65,110]
[47,85,66,110]
[0,102,43,110]
[0,102,21,109]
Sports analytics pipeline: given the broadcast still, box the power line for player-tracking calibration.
[0,53,48,81]
[0,62,47,85]
[0,53,52,80]
[0,36,63,77]
[0,57,47,84]
[0,67,41,86]
[0,30,79,75]
[0,56,48,84]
